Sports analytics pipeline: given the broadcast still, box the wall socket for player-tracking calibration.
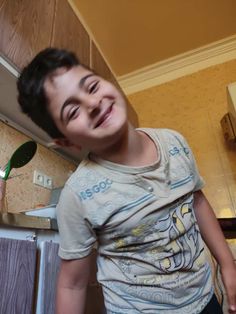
[33,170,53,189]
[44,175,53,189]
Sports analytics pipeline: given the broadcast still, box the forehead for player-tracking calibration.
[44,65,95,119]
[44,65,93,93]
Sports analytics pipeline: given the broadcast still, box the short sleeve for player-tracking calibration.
[56,184,97,260]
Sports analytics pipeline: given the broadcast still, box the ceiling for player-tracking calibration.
[70,0,236,79]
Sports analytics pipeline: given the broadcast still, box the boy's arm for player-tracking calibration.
[56,254,92,314]
[193,190,236,313]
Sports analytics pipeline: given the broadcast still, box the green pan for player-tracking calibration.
[3,141,37,180]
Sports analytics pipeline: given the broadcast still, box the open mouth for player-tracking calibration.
[95,105,113,128]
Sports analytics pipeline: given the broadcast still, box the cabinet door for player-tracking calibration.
[91,41,118,86]
[51,0,90,67]
[91,41,139,127]
[0,238,37,314]
[0,0,55,69]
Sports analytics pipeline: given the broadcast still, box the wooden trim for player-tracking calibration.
[118,35,236,95]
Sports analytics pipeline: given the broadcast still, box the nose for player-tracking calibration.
[85,95,101,114]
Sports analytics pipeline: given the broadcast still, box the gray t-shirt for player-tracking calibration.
[57,128,213,313]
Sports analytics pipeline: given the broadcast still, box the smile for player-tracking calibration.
[95,105,113,128]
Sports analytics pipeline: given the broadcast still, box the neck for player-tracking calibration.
[92,125,158,166]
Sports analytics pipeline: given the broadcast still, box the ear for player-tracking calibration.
[53,138,82,151]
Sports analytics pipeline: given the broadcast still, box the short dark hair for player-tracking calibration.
[17,47,81,138]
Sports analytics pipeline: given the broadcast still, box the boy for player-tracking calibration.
[17,48,236,314]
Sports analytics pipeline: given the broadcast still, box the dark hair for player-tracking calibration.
[17,47,81,138]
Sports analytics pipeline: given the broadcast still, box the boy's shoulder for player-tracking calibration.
[139,127,185,142]
[139,128,190,159]
[159,128,186,142]
[64,157,104,190]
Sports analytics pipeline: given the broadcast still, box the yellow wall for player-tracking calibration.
[128,59,236,218]
[0,122,76,213]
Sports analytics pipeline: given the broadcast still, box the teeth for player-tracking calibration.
[96,116,104,127]
[97,119,104,127]
[95,107,111,127]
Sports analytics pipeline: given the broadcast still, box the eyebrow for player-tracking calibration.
[60,73,95,122]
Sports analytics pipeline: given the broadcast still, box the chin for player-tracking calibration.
[109,120,127,137]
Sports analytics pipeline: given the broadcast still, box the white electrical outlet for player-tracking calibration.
[33,170,45,187]
[44,175,53,189]
[33,170,53,189]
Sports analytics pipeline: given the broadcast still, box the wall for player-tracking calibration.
[128,58,236,219]
[0,122,76,213]
[128,59,236,312]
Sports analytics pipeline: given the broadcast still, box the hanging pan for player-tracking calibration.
[2,141,37,180]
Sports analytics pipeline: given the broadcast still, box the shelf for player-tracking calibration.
[0,213,58,231]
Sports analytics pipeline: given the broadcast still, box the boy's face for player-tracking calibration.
[44,65,128,154]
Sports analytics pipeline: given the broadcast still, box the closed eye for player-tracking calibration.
[88,81,99,94]
[66,105,80,123]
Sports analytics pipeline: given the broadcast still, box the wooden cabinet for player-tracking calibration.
[91,41,118,85]
[51,0,90,67]
[0,0,138,129]
[0,0,55,69]
[91,41,139,127]
[0,0,90,69]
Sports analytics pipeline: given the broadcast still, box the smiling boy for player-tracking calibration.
[44,65,128,158]
[17,48,236,314]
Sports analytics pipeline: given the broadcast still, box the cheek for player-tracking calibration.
[65,118,88,137]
